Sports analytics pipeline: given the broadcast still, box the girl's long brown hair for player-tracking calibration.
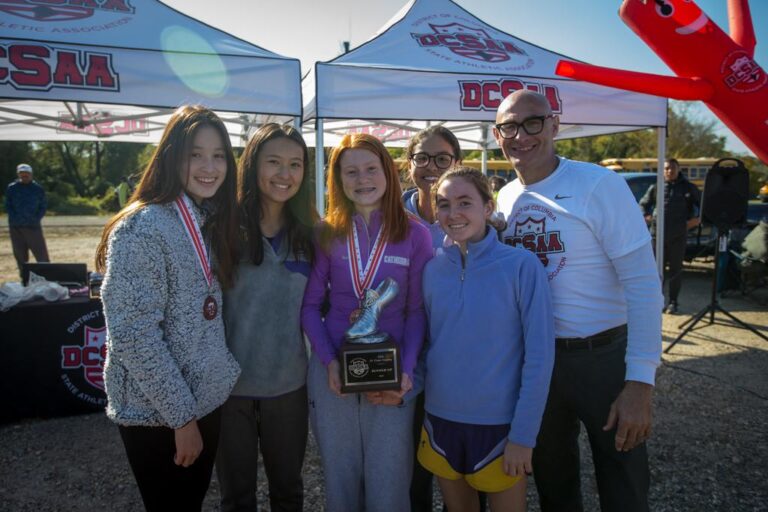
[95,105,239,288]
[322,133,409,248]
[238,123,318,265]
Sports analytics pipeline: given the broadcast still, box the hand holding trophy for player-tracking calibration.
[339,277,402,393]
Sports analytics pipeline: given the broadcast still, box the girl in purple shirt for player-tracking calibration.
[301,133,432,512]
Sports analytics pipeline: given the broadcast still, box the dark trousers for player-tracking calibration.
[653,234,686,303]
[532,333,649,512]
[10,226,49,277]
[118,408,222,512]
[410,392,435,512]
[216,386,308,512]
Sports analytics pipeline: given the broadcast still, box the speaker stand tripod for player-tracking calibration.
[664,228,768,353]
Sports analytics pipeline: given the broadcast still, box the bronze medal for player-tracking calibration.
[203,295,218,320]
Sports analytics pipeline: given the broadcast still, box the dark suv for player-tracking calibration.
[619,172,768,259]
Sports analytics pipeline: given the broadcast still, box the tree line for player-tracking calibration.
[1,103,766,215]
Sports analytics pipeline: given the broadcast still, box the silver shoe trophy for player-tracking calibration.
[340,278,402,393]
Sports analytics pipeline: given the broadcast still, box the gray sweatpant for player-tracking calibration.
[308,354,415,512]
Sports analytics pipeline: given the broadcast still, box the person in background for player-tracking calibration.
[5,163,49,278]
[419,167,554,512]
[95,105,241,512]
[489,175,507,200]
[494,90,662,512]
[301,133,433,512]
[402,125,463,251]
[639,158,701,314]
[216,123,318,512]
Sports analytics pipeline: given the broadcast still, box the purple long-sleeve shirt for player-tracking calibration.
[301,211,433,377]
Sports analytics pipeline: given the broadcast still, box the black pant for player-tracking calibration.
[532,332,649,512]
[216,387,308,512]
[118,408,222,512]
[10,226,49,277]
[410,392,435,512]
[654,234,686,303]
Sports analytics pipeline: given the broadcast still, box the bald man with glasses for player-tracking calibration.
[494,90,662,512]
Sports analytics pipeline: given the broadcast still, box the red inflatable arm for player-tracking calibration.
[555,61,714,101]
[555,0,768,163]
[728,0,755,57]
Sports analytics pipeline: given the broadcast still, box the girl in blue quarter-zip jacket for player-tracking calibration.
[418,167,555,512]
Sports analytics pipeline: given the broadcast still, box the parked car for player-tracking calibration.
[759,181,768,203]
[619,172,767,259]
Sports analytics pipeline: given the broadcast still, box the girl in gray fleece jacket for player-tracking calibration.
[95,106,241,512]
[216,123,318,512]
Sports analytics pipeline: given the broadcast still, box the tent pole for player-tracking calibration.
[481,123,489,175]
[315,119,326,217]
[655,127,666,280]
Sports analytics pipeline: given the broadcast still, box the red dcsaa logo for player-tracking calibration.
[412,22,526,63]
[61,325,107,391]
[721,51,767,94]
[458,79,563,112]
[0,43,120,92]
[0,0,134,22]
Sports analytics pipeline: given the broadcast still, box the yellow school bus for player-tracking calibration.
[599,158,719,189]
[395,159,516,182]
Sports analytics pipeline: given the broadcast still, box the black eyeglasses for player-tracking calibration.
[495,115,554,139]
[410,152,455,169]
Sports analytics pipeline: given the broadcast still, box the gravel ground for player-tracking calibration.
[1,267,767,511]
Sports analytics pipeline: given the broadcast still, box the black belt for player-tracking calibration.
[556,324,627,351]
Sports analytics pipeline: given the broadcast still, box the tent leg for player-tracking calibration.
[655,127,666,280]
[481,123,489,175]
[315,120,325,217]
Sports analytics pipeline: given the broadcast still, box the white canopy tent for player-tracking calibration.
[302,0,669,275]
[0,0,301,145]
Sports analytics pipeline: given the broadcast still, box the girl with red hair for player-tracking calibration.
[301,133,433,511]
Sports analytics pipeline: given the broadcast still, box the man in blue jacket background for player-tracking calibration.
[5,163,49,278]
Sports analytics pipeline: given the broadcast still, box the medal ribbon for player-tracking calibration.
[347,221,388,300]
[173,195,213,289]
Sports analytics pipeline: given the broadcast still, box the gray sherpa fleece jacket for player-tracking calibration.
[101,202,240,428]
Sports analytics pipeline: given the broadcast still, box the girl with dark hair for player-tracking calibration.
[95,105,241,511]
[216,123,318,512]
[402,125,462,250]
[301,133,433,511]
[418,168,554,512]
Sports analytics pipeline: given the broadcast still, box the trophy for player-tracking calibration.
[339,277,402,393]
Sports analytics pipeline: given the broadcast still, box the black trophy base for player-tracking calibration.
[339,337,401,393]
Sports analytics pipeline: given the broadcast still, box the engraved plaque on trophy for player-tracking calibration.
[340,278,402,393]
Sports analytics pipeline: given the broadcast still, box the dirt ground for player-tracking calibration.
[0,216,107,283]
[1,218,766,511]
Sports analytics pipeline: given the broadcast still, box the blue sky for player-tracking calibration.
[169,0,767,155]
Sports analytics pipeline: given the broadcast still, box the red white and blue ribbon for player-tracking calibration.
[173,194,213,289]
[347,222,387,300]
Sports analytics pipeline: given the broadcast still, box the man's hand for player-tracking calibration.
[174,419,202,467]
[502,442,532,477]
[686,217,700,230]
[603,380,654,452]
[644,214,653,225]
[327,359,344,397]
[489,212,507,232]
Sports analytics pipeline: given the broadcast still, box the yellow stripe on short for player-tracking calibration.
[416,427,522,492]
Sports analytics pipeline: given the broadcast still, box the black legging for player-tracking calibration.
[118,408,221,512]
